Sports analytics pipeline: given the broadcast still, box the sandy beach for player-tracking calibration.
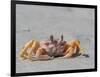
[16,4,95,73]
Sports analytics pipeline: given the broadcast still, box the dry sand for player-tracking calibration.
[16,4,95,73]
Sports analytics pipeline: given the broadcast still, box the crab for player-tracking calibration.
[19,35,84,61]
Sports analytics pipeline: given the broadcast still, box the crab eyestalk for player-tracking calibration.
[61,34,63,41]
[50,35,54,42]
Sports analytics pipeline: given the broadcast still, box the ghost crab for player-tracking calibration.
[19,35,83,61]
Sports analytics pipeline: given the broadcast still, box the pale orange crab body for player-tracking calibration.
[19,35,83,61]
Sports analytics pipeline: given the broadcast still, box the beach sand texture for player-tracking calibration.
[16,4,95,73]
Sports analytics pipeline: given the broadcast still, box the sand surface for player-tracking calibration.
[16,4,95,73]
